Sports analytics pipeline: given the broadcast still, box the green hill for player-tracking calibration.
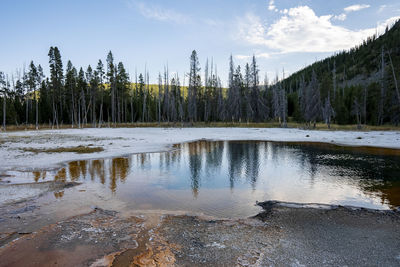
[281,20,400,125]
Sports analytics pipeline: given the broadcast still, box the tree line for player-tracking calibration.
[0,38,399,130]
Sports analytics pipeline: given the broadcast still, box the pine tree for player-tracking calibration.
[65,61,77,127]
[96,60,105,126]
[116,62,129,123]
[77,68,87,127]
[188,50,200,122]
[28,61,39,129]
[106,51,116,124]
[48,46,63,128]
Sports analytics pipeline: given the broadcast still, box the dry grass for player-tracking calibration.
[190,122,400,131]
[21,145,104,154]
[1,122,399,132]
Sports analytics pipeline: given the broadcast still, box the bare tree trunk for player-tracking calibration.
[92,87,96,128]
[116,90,120,123]
[2,92,6,131]
[78,95,81,129]
[52,95,55,129]
[363,87,367,125]
[98,103,103,127]
[99,90,103,127]
[25,97,29,126]
[84,101,91,127]
[81,90,87,126]
[35,89,39,129]
[332,61,336,101]
[111,82,115,125]
[131,96,134,123]
[142,89,146,122]
[388,50,400,106]
[377,47,386,125]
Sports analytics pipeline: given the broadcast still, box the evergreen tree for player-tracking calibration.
[106,51,116,124]
[28,61,39,129]
[65,61,77,127]
[96,60,105,126]
[188,50,200,122]
[48,46,63,127]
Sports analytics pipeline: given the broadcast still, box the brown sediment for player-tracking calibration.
[0,208,179,267]
[0,209,146,267]
[129,225,179,267]
[129,245,176,267]
[272,140,400,156]
[365,181,400,209]
[179,139,400,156]
[110,214,178,267]
[21,145,104,154]
[0,232,19,247]
[91,236,153,267]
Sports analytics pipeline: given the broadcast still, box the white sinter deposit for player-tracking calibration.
[0,127,399,172]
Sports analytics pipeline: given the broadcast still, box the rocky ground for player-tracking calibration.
[1,201,399,267]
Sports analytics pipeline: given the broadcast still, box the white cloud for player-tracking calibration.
[333,3,370,21]
[333,13,347,21]
[236,6,400,53]
[280,9,288,15]
[235,53,272,60]
[268,0,276,11]
[334,3,370,21]
[237,13,268,46]
[135,1,190,24]
[344,4,370,13]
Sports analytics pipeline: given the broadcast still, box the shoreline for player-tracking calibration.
[1,127,400,172]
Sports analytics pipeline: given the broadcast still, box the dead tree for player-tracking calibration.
[377,47,386,125]
[0,72,6,131]
[388,50,400,106]
[352,98,362,130]
[322,92,335,129]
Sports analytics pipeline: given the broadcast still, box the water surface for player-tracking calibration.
[6,141,400,218]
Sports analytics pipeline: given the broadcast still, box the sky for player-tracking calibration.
[1,0,399,86]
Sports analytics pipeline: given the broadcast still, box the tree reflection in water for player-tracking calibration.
[27,141,400,210]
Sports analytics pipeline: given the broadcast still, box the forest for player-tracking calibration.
[0,20,399,130]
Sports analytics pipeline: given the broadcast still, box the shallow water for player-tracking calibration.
[4,141,400,218]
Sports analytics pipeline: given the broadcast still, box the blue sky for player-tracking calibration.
[1,0,399,86]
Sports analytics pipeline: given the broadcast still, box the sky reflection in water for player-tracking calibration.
[31,141,400,218]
